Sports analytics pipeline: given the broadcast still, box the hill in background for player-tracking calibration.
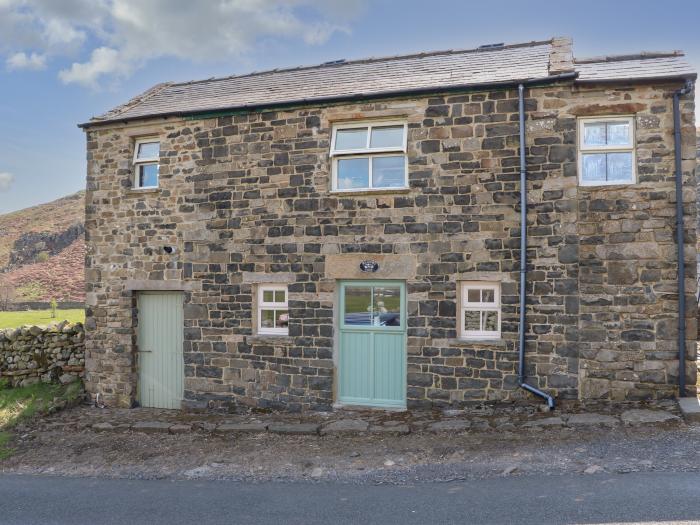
[0,192,85,303]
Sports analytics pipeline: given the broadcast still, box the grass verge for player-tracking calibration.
[0,309,85,330]
[0,379,83,459]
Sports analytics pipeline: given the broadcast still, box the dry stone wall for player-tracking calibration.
[0,322,85,387]
[84,79,697,411]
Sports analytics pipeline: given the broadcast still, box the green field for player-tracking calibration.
[0,309,85,330]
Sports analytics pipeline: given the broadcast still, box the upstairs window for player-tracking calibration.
[133,139,160,189]
[257,285,289,335]
[578,116,635,186]
[460,282,500,340]
[330,121,407,191]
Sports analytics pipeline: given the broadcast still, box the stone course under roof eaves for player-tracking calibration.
[82,37,695,127]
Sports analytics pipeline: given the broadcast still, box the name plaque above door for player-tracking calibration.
[359,260,379,273]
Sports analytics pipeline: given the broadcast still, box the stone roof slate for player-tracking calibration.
[575,52,695,82]
[83,38,696,127]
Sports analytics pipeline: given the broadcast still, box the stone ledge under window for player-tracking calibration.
[126,187,160,196]
[245,334,294,345]
[450,338,507,348]
[329,188,411,197]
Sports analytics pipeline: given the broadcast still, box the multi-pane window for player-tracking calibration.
[330,121,407,191]
[258,285,289,335]
[578,116,635,186]
[132,138,160,189]
[460,282,500,340]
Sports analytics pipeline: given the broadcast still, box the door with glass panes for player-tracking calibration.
[338,281,406,408]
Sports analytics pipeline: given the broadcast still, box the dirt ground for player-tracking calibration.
[2,401,699,484]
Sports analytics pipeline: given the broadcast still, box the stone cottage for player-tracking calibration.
[80,37,697,412]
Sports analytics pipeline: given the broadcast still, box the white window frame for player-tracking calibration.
[132,138,160,189]
[330,120,408,192]
[257,284,289,336]
[577,116,636,187]
[459,282,501,340]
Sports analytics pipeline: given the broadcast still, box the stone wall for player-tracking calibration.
[84,79,697,411]
[0,322,85,387]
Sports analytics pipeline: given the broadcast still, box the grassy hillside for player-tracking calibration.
[0,191,85,303]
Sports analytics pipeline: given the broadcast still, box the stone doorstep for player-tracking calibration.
[215,422,268,434]
[678,397,700,423]
[268,423,320,435]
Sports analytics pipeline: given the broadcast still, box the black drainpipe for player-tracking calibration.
[673,80,694,397]
[517,83,555,410]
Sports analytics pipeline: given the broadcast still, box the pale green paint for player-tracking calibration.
[338,280,406,408]
[137,292,184,409]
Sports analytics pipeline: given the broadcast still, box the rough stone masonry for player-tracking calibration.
[82,38,698,411]
[0,322,85,387]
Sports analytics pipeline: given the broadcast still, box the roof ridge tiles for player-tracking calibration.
[167,38,555,88]
[575,51,685,64]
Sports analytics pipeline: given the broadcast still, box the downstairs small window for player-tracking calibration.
[257,285,289,335]
[460,282,501,340]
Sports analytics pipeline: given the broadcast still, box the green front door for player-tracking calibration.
[338,281,406,408]
[137,292,184,409]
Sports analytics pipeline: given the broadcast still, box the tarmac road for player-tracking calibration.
[1,471,700,524]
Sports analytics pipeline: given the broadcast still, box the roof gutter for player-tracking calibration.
[78,72,578,129]
[672,79,694,397]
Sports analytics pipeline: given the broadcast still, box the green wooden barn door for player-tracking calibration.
[338,281,406,408]
[137,292,184,409]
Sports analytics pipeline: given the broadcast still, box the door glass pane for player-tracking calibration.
[606,122,630,146]
[483,310,499,332]
[335,128,368,150]
[482,289,495,303]
[467,289,480,303]
[372,156,405,188]
[138,163,159,187]
[344,287,372,325]
[464,310,480,331]
[137,141,159,159]
[263,290,274,302]
[373,286,401,327]
[370,126,404,148]
[606,152,633,182]
[337,157,369,189]
[582,153,606,182]
[583,123,606,146]
[274,290,285,303]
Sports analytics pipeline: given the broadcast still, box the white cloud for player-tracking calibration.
[6,51,46,70]
[0,172,14,192]
[0,0,363,88]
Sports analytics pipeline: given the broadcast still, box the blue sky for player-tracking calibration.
[0,0,698,213]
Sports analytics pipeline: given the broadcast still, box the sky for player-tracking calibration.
[0,0,698,214]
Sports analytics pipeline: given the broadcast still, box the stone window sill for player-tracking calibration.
[246,334,294,345]
[328,188,411,197]
[450,338,507,348]
[126,187,161,196]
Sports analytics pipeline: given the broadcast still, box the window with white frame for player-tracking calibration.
[257,285,289,335]
[132,138,160,189]
[460,282,500,340]
[330,121,407,191]
[578,116,635,186]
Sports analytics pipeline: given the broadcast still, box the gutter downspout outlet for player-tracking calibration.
[517,83,555,411]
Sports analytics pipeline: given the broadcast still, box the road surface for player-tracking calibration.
[1,472,699,524]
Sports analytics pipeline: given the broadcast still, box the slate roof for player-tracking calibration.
[83,40,556,126]
[575,52,695,82]
[82,38,696,128]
